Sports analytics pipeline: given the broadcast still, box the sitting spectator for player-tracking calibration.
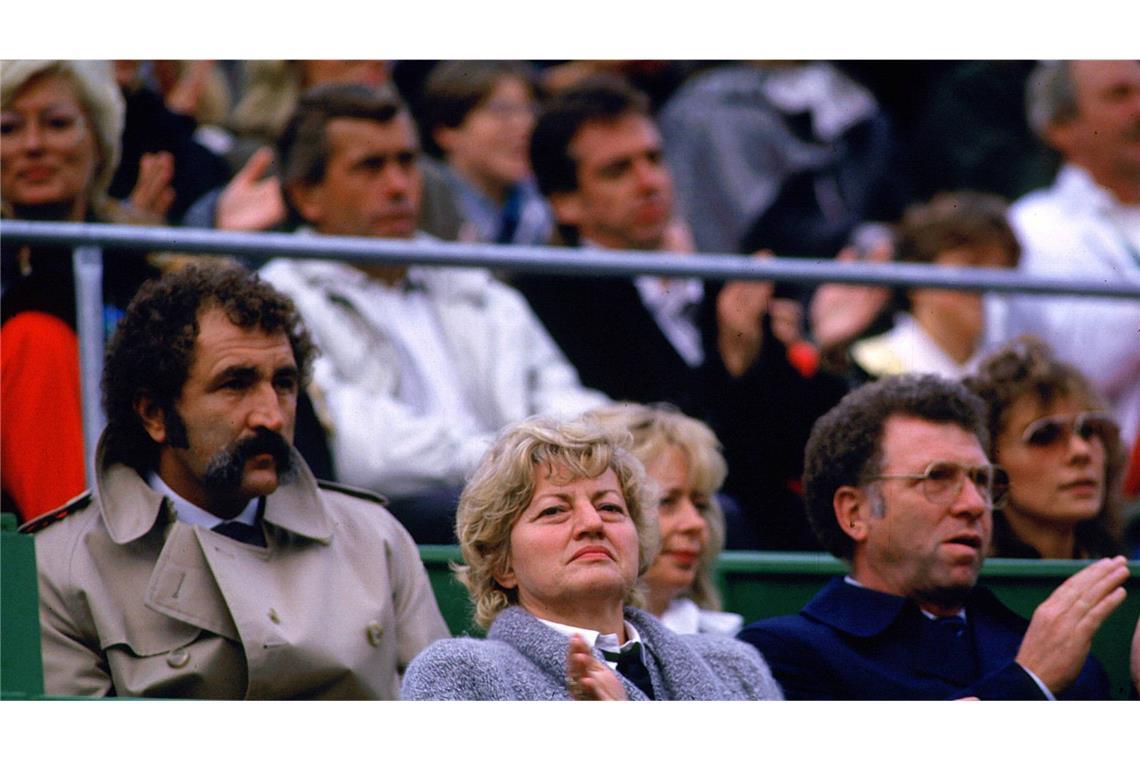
[998,61,1140,452]
[400,416,781,700]
[185,60,464,241]
[519,75,847,550]
[658,61,902,263]
[588,403,743,635]
[845,191,1020,381]
[23,263,448,698]
[737,374,1126,699]
[2,59,159,523]
[259,83,606,543]
[420,61,552,245]
[964,336,1126,559]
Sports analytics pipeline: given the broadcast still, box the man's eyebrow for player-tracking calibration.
[210,365,259,385]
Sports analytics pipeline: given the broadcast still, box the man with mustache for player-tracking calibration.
[257,83,607,544]
[737,374,1128,699]
[24,263,449,698]
[998,60,1140,457]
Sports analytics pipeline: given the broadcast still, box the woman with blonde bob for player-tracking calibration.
[587,403,743,635]
[400,416,781,700]
[2,60,158,522]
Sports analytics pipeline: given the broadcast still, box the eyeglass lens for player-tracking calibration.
[922,462,1007,506]
[1023,413,1114,447]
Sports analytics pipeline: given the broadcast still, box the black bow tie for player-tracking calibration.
[602,642,656,700]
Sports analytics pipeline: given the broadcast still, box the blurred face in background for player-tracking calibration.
[1050,60,1140,187]
[908,243,1015,352]
[434,75,536,201]
[289,113,422,239]
[552,113,673,251]
[640,445,711,603]
[300,60,390,89]
[1,73,99,220]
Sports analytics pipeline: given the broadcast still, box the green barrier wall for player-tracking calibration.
[421,545,1140,700]
[1,513,44,699]
[5,536,1135,699]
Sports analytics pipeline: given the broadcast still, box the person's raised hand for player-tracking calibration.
[1015,556,1129,694]
[215,147,286,232]
[717,250,776,377]
[565,634,626,700]
[809,242,893,352]
[128,151,175,222]
[163,60,215,118]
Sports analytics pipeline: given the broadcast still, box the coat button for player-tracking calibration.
[166,648,190,668]
[268,608,281,624]
[366,621,384,647]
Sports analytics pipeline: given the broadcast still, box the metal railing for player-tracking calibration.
[5,219,1140,484]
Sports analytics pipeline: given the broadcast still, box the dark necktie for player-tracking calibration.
[602,642,656,700]
[212,519,266,547]
[920,614,977,685]
[495,187,522,244]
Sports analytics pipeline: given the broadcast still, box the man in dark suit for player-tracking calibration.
[737,374,1129,699]
[518,75,846,550]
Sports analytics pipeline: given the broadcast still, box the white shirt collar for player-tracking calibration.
[536,616,644,670]
[146,471,259,528]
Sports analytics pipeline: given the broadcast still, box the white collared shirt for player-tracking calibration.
[581,238,706,368]
[537,616,645,671]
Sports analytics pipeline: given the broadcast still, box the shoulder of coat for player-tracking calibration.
[18,491,94,534]
[316,480,389,508]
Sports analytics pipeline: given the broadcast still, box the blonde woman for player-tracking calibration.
[400,416,780,700]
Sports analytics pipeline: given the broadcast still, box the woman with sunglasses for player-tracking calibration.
[965,336,1126,559]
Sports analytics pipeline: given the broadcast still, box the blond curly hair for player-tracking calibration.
[455,415,660,629]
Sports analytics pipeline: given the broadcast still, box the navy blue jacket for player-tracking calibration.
[737,577,1109,700]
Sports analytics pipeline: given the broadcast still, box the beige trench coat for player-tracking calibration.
[29,440,449,699]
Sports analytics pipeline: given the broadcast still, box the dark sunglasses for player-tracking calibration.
[1020,412,1118,448]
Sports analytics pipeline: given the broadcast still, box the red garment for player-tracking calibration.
[1126,433,1140,498]
[1,311,87,522]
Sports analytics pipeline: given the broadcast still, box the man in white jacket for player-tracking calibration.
[259,83,607,542]
[998,61,1140,451]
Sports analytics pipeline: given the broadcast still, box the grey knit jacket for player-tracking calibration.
[400,605,783,700]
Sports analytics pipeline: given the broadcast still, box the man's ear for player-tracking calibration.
[286,181,325,227]
[548,190,583,228]
[433,124,459,155]
[134,394,167,445]
[1043,119,1075,157]
[834,485,869,543]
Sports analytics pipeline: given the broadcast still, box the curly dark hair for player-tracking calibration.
[963,335,1124,557]
[804,374,988,560]
[101,262,317,471]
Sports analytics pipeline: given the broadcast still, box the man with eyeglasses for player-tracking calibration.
[737,373,1129,699]
[418,61,552,246]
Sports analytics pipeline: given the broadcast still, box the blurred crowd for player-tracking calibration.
[3,59,1139,557]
